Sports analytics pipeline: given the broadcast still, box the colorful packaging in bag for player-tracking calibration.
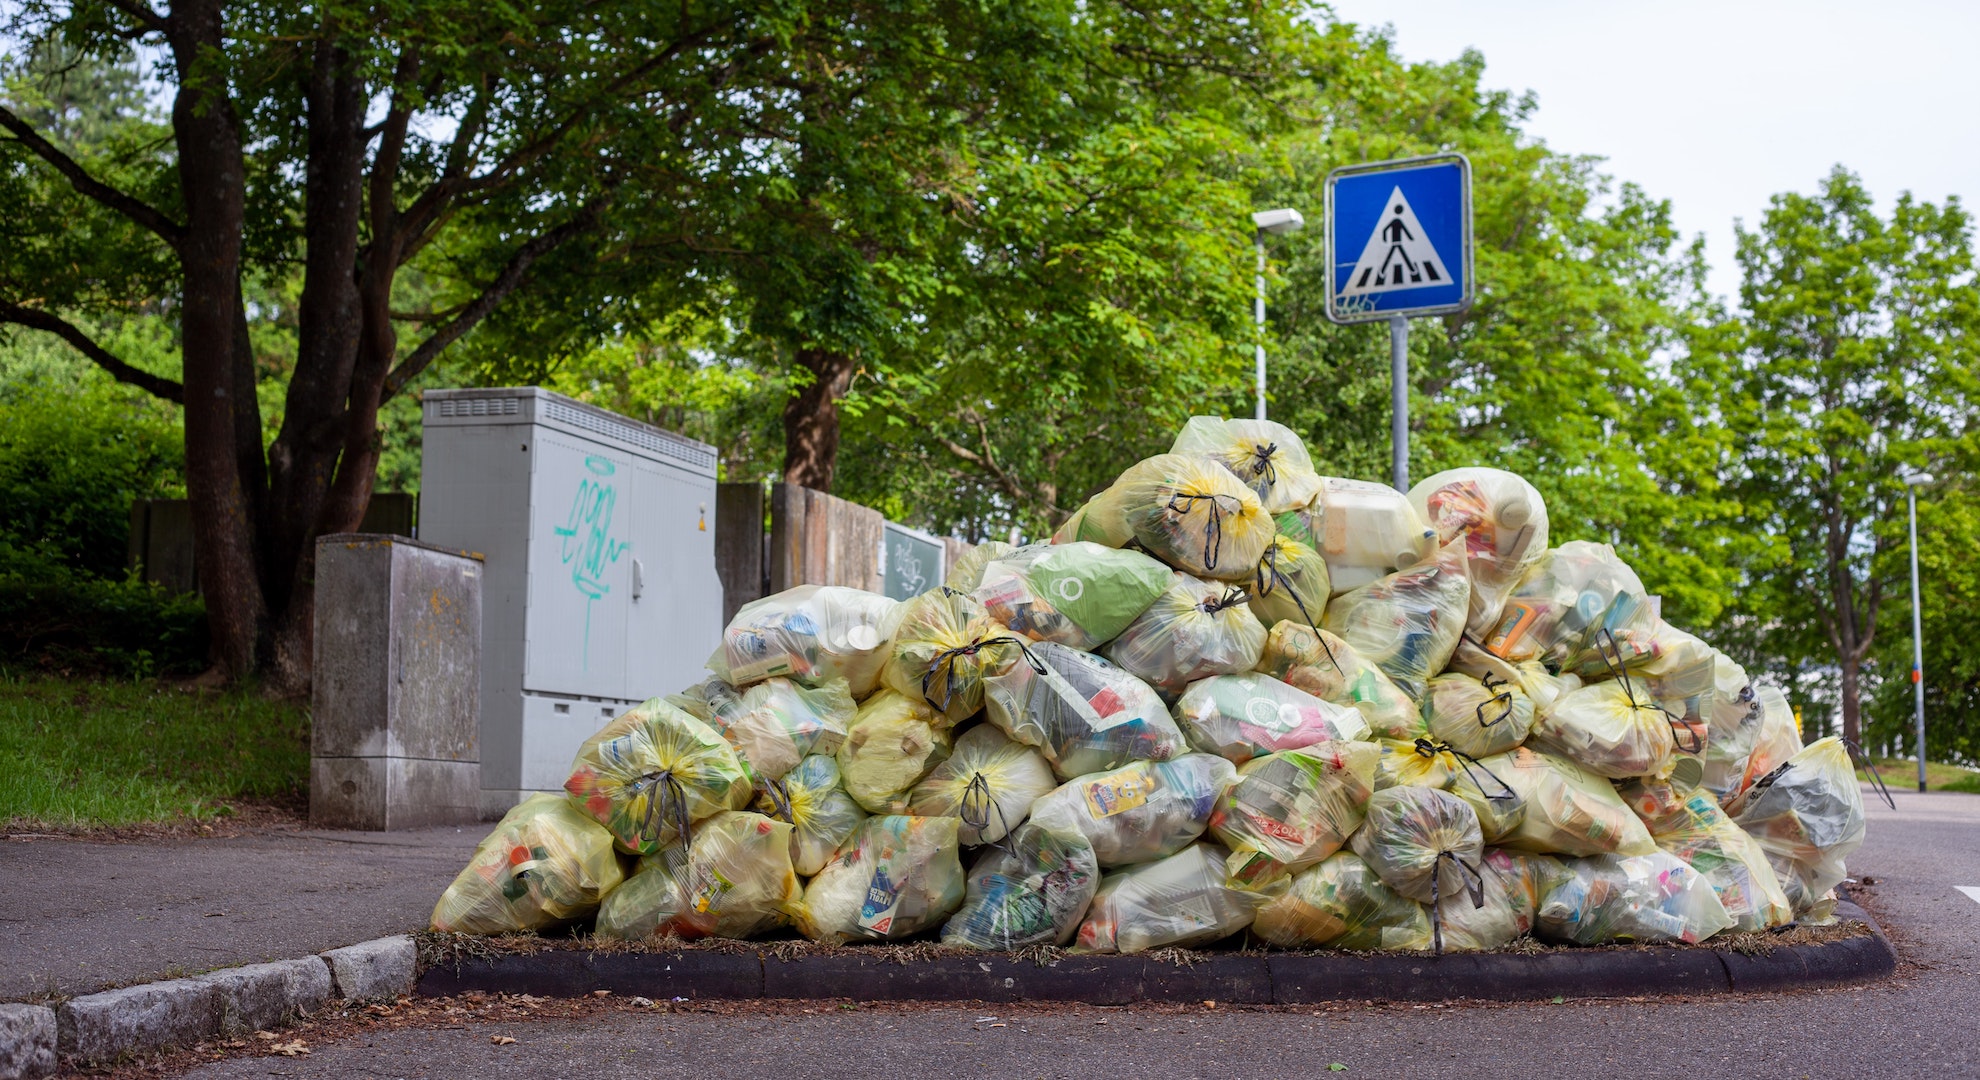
[1321,539,1471,701]
[1250,850,1433,951]
[1528,673,1697,780]
[1276,477,1439,595]
[1408,467,1551,639]
[1372,738,1527,846]
[1104,572,1268,699]
[880,588,1028,726]
[1074,842,1278,954]
[758,754,867,877]
[1731,686,1804,799]
[1248,535,1333,634]
[1173,671,1370,765]
[712,585,903,698]
[1618,777,1793,931]
[1537,851,1735,945]
[1490,747,1657,857]
[564,698,755,855]
[1727,737,1866,918]
[907,724,1058,845]
[1027,754,1237,867]
[1208,741,1382,884]
[1112,454,1277,581]
[796,815,966,943]
[1168,416,1325,514]
[1432,848,1563,952]
[982,640,1186,780]
[430,794,625,934]
[1422,671,1535,760]
[1483,541,1653,671]
[1254,620,1424,740]
[1350,786,1484,905]
[593,811,801,941]
[940,819,1101,950]
[668,675,855,781]
[945,541,1016,591]
[972,541,1172,650]
[836,690,953,815]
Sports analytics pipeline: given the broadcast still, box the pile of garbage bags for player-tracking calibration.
[434,417,1870,957]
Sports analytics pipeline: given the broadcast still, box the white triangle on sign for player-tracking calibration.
[1339,186,1452,297]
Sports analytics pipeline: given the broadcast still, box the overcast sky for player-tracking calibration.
[1322,0,1980,303]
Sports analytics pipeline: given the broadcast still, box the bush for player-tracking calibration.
[0,544,207,677]
[0,381,182,579]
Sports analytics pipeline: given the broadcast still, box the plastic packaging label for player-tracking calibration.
[1083,773,1157,817]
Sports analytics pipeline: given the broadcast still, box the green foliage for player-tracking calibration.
[0,544,208,677]
[0,381,181,577]
[1867,491,1980,764]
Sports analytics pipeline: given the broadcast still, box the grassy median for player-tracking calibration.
[1855,756,1980,794]
[0,671,309,829]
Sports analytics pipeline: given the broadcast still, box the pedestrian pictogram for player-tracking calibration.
[1325,154,1472,323]
[1339,187,1452,297]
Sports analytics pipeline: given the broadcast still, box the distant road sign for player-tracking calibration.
[1326,154,1473,323]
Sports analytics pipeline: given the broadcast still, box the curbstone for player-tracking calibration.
[193,958,334,1033]
[321,936,417,1002]
[0,1004,57,1080]
[57,978,222,1061]
[591,951,764,1001]
[1141,955,1273,1005]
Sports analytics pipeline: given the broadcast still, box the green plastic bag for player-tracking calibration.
[973,541,1172,649]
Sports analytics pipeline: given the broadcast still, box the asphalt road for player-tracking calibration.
[170,788,1980,1080]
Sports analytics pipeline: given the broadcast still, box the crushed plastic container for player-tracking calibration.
[1173,671,1370,765]
[712,585,903,698]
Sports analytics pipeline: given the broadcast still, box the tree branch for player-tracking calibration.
[0,106,185,249]
[103,0,169,35]
[0,300,183,402]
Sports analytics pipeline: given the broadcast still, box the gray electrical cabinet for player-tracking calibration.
[419,387,722,817]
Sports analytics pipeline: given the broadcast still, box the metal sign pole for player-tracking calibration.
[1389,315,1409,491]
[1909,484,1927,792]
[1255,233,1268,421]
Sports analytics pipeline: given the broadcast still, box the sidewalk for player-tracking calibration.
[0,825,480,1001]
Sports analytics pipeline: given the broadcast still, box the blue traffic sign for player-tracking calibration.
[1325,154,1473,323]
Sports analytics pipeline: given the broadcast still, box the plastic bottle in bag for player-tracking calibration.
[1168,416,1325,514]
[668,675,855,782]
[796,815,966,943]
[880,588,1029,726]
[1073,842,1278,954]
[1027,754,1237,867]
[1422,671,1535,760]
[1537,851,1735,944]
[1250,850,1433,950]
[1407,467,1551,639]
[594,810,801,941]
[1254,620,1424,741]
[563,698,755,855]
[430,794,626,935]
[711,585,903,698]
[1104,572,1268,699]
[1209,741,1382,885]
[1350,786,1484,905]
[907,723,1058,846]
[940,819,1101,950]
[972,541,1172,650]
[1276,477,1438,595]
[1322,538,1471,701]
[1173,671,1370,765]
[945,540,1017,591]
[1488,746,1657,857]
[1483,541,1653,672]
[1618,776,1793,932]
[757,754,866,877]
[981,640,1186,780]
[1727,737,1865,919]
[836,690,953,815]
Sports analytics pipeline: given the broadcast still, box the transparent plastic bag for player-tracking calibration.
[1254,620,1423,740]
[1538,851,1735,945]
[1490,746,1656,857]
[1174,671,1370,765]
[1349,786,1484,905]
[1698,658,1762,799]
[945,541,1016,591]
[594,810,801,941]
[1247,535,1333,633]
[564,698,754,855]
[1528,674,1697,780]
[1618,777,1793,931]
[1209,741,1382,885]
[972,541,1172,650]
[1423,672,1535,760]
[1408,468,1550,638]
[1250,850,1433,951]
[1372,738,1527,846]
[1112,454,1277,580]
[1322,538,1471,701]
[1432,848,1561,952]
[1073,842,1277,954]
[668,675,855,782]
[1732,686,1804,799]
[757,754,866,877]
[1168,416,1324,514]
[836,690,953,815]
[712,585,903,698]
[1027,754,1237,867]
[796,815,966,943]
[907,724,1058,845]
[1727,737,1866,918]
[1103,572,1268,699]
[940,819,1101,950]
[430,794,626,934]
[880,588,1028,726]
[982,640,1185,780]
[1276,477,1438,595]
[1483,542,1653,672]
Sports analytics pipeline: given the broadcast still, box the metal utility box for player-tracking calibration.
[418,388,722,817]
[310,534,483,830]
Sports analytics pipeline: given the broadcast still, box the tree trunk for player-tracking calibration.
[1839,652,1862,746]
[782,347,856,491]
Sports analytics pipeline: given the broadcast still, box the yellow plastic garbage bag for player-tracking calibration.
[1322,538,1471,701]
[1104,572,1268,699]
[1111,453,1277,580]
[593,811,801,941]
[796,815,966,943]
[1209,741,1382,885]
[1408,467,1551,638]
[1489,747,1657,857]
[1275,477,1438,595]
[1073,842,1278,954]
[757,754,866,877]
[668,675,855,782]
[1529,672,1698,780]
[973,541,1172,650]
[1432,848,1563,953]
[1250,850,1433,951]
[1028,754,1237,867]
[945,540,1016,591]
[1730,686,1804,801]
[564,699,754,856]
[1618,777,1793,931]
[1423,671,1535,760]
[1248,535,1333,633]
[940,819,1101,950]
[712,585,903,699]
[1537,851,1735,945]
[982,640,1186,780]
[1254,620,1423,741]
[1372,738,1527,846]
[880,588,1030,726]
[1168,416,1325,514]
[907,724,1058,846]
[1175,672,1370,766]
[1698,656,1763,799]
[430,794,626,935]
[836,690,953,815]
[1727,737,1866,918]
[1483,541,1653,672]
[1350,786,1484,905]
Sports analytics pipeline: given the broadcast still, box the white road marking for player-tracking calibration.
[1957,886,1980,907]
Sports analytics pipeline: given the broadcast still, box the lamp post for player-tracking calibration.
[1902,469,1934,793]
[1251,208,1304,421]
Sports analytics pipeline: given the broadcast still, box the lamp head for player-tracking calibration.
[1902,471,1935,487]
[1252,208,1305,235]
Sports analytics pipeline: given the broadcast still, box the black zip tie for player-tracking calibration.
[1473,684,1515,730]
[1596,628,1702,755]
[1200,586,1251,615]
[1412,737,1519,804]
[1429,849,1486,956]
[1165,491,1237,571]
[920,635,1041,714]
[631,769,693,854]
[959,771,1018,857]
[1255,542,1343,678]
[1249,442,1279,484]
[757,775,794,824]
[1838,736,1898,810]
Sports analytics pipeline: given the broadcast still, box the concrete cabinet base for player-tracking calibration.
[311,756,482,831]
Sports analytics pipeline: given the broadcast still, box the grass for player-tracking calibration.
[0,671,309,829]
[1854,756,1980,794]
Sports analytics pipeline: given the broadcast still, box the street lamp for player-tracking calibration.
[1251,208,1304,421]
[1902,469,1934,793]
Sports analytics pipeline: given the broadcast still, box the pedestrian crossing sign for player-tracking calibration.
[1326,154,1472,323]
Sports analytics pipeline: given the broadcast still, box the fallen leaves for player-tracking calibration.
[269,1040,310,1057]
[491,1035,519,1045]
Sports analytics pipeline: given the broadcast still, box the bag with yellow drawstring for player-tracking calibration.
[972,541,1172,650]
[1408,467,1552,639]
[563,698,754,856]
[1168,416,1325,514]
[1618,774,1794,931]
[429,794,625,935]
[667,674,855,782]
[1208,740,1383,885]
[1173,671,1370,766]
[593,810,801,941]
[1422,671,1536,760]
[835,690,953,815]
[907,724,1058,846]
[1073,842,1281,954]
[981,639,1186,780]
[1027,754,1238,867]
[711,585,903,699]
[880,588,1031,726]
[1372,737,1527,845]
[1322,539,1472,701]
[939,818,1102,950]
[1254,620,1424,740]
[1102,572,1268,699]
[1247,535,1333,634]
[796,815,966,943]
[1275,476,1439,595]
[756,754,866,877]
[1250,850,1434,950]
[1488,746,1658,857]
